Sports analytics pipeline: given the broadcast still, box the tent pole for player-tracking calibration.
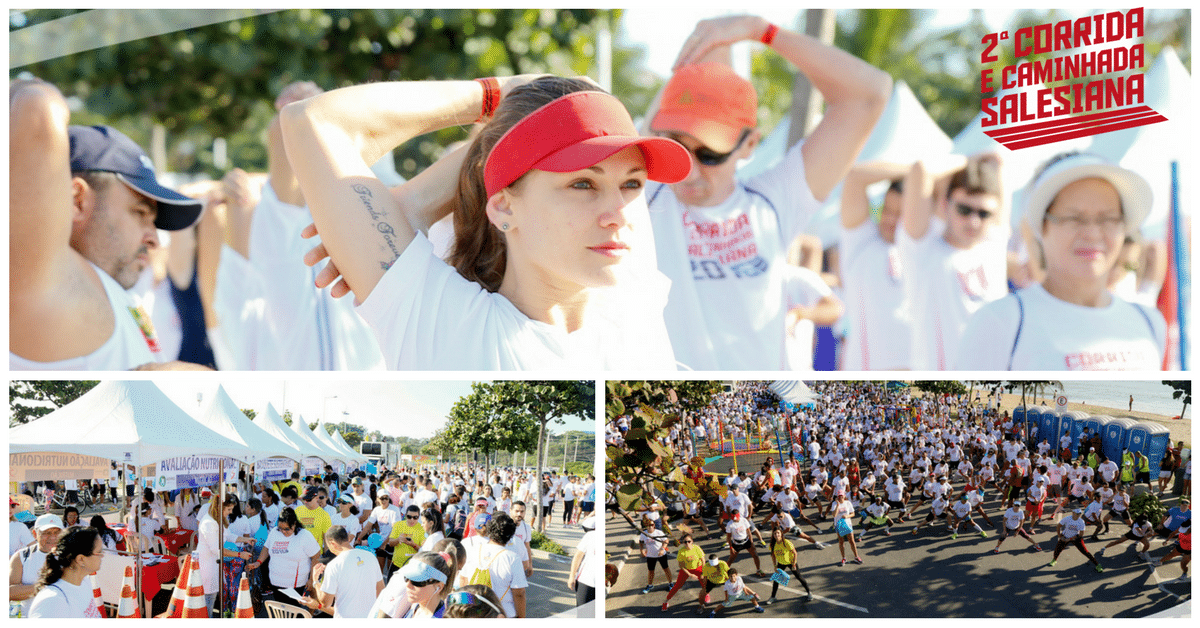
[218,461,226,618]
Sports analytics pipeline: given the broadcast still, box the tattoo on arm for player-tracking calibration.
[351,183,402,269]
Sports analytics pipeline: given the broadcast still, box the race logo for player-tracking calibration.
[128,305,161,353]
[978,8,1166,149]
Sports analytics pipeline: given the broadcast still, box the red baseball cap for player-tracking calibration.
[651,63,758,153]
[484,91,690,198]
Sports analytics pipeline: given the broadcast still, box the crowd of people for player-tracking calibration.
[607,382,1191,615]
[10,461,598,618]
[11,11,1170,372]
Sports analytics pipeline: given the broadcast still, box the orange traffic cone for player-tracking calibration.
[182,554,209,618]
[90,573,106,618]
[163,554,194,618]
[117,565,140,618]
[234,572,254,618]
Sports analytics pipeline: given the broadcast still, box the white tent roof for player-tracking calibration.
[313,420,356,462]
[768,381,819,406]
[252,404,309,456]
[290,413,346,463]
[195,386,301,462]
[330,429,363,463]
[10,381,252,466]
[1084,47,1192,239]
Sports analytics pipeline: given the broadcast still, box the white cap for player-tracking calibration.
[1023,152,1151,242]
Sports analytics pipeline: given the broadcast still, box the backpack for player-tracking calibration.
[466,545,509,601]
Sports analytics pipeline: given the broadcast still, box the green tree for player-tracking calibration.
[240,408,257,421]
[605,380,723,531]
[11,9,628,179]
[1162,381,1191,419]
[911,381,968,397]
[9,381,100,426]
[441,382,540,482]
[486,381,593,532]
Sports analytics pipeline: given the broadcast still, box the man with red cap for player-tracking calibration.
[645,15,891,370]
[11,79,206,370]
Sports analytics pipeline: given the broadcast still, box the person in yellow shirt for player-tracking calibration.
[275,473,303,501]
[766,526,811,604]
[699,554,729,610]
[661,533,704,612]
[293,487,332,553]
[389,505,426,573]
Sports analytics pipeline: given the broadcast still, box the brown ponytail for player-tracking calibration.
[446,77,603,292]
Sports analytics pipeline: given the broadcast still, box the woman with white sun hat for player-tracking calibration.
[956,151,1165,370]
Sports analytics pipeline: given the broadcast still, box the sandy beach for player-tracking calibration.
[995,392,1191,449]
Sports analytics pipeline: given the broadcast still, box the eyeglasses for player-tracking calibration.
[1043,213,1124,231]
[405,578,437,588]
[664,128,752,167]
[406,515,418,521]
[954,203,993,221]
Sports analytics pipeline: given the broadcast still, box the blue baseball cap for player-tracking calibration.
[68,125,203,231]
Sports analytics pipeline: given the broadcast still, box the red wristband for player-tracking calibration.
[476,77,501,122]
[760,23,779,45]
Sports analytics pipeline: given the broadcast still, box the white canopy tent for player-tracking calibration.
[312,419,358,467]
[9,380,252,465]
[331,429,364,464]
[195,385,302,462]
[316,420,362,464]
[768,381,820,406]
[252,403,311,457]
[290,413,346,464]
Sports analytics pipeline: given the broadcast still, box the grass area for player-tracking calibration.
[531,530,567,555]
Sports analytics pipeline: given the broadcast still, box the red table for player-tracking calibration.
[157,529,194,555]
[139,555,180,600]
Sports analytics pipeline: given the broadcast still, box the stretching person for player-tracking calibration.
[957,152,1165,370]
[639,523,672,594]
[830,493,862,566]
[281,75,691,369]
[857,496,896,542]
[661,533,705,612]
[993,503,1042,553]
[1101,485,1133,533]
[1099,515,1153,561]
[765,527,812,605]
[948,493,987,540]
[707,567,765,616]
[1050,509,1103,572]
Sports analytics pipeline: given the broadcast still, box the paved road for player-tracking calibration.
[605,493,1191,618]
[527,517,594,618]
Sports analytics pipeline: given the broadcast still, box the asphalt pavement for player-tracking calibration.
[527,516,594,618]
[605,491,1191,618]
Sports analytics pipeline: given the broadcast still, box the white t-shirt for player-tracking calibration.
[576,530,597,588]
[10,521,34,556]
[352,492,374,515]
[329,512,362,540]
[725,518,751,542]
[1060,516,1087,539]
[249,182,386,370]
[264,528,320,588]
[15,547,48,616]
[27,577,103,618]
[318,548,383,618]
[356,232,676,370]
[506,520,532,562]
[640,528,670,558]
[366,505,402,539]
[840,220,910,370]
[782,264,834,370]
[832,500,855,524]
[648,141,821,370]
[898,222,1007,370]
[1003,508,1025,530]
[10,262,163,370]
[956,283,1166,370]
[458,542,527,618]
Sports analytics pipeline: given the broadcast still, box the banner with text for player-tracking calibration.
[256,457,294,482]
[154,456,239,491]
[9,452,112,482]
[302,457,322,477]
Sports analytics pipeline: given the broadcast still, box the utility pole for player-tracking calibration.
[788,9,837,147]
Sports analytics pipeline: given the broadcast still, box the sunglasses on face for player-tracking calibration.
[406,515,418,520]
[666,128,752,167]
[954,203,993,221]
[406,578,437,588]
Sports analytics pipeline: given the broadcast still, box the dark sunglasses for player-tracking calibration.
[406,515,418,520]
[954,203,993,221]
[666,128,751,166]
[406,578,437,588]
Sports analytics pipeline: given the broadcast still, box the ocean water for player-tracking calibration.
[1053,380,1192,419]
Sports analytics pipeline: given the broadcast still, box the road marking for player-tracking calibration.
[527,580,565,593]
[763,582,868,613]
[614,611,638,618]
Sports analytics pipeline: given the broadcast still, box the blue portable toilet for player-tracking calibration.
[1032,408,1056,449]
[1060,411,1087,457]
[1079,414,1103,453]
[1013,405,1027,433]
[1090,415,1115,457]
[1104,418,1137,461]
[1133,422,1171,476]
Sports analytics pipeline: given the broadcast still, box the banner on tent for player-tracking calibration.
[302,457,322,476]
[154,456,239,490]
[257,457,293,482]
[9,452,111,482]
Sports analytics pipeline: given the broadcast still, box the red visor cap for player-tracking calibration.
[484,91,691,198]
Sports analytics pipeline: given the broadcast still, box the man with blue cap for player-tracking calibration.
[11,78,204,370]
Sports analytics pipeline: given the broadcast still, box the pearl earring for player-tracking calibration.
[501,222,509,231]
